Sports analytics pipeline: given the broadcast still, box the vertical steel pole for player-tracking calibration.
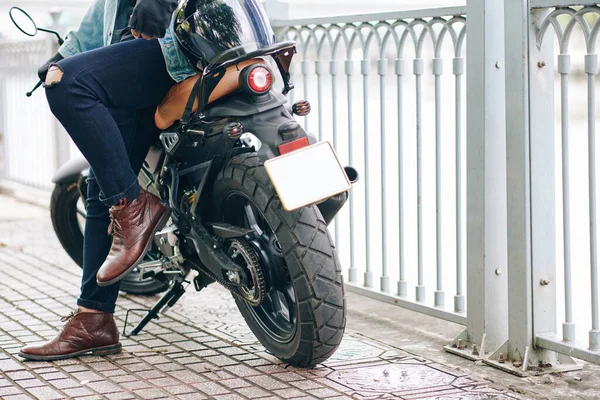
[397,58,408,298]
[346,60,358,284]
[527,8,562,366]
[302,60,311,132]
[434,57,445,308]
[454,56,466,313]
[504,0,533,363]
[363,59,373,288]
[463,0,508,353]
[505,2,560,364]
[331,60,341,249]
[379,59,390,293]
[316,60,324,142]
[415,57,425,303]
[558,54,575,342]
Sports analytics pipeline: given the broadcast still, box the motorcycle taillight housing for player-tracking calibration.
[240,64,273,95]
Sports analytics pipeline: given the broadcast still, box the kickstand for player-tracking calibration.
[123,279,187,337]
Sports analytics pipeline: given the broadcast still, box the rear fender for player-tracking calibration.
[205,91,315,161]
[51,157,90,184]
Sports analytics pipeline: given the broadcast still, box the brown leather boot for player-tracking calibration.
[19,310,121,361]
[96,189,171,287]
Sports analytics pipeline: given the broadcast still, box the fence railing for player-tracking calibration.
[0,38,74,191]
[526,2,600,365]
[272,7,468,325]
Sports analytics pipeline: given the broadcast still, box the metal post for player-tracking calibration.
[379,59,390,293]
[346,60,358,284]
[433,57,445,308]
[362,59,373,289]
[528,7,561,364]
[397,58,407,298]
[446,0,509,360]
[489,3,579,375]
[502,0,534,367]
[414,57,425,303]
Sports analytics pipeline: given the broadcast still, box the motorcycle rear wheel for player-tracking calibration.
[50,181,169,296]
[213,153,346,367]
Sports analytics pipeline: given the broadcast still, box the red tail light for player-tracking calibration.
[278,137,309,155]
[248,66,272,93]
[240,65,273,95]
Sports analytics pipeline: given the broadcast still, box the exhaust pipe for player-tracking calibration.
[317,167,359,226]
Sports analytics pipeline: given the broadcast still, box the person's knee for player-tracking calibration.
[45,65,64,87]
[44,65,72,118]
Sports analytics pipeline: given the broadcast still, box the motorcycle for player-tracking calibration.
[10,4,358,367]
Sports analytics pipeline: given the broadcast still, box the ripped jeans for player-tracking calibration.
[45,39,176,312]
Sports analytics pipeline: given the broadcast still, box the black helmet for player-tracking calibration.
[174,0,275,70]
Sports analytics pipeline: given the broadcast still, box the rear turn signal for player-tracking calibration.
[278,137,309,155]
[240,64,273,95]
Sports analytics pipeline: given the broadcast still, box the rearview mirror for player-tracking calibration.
[9,7,38,37]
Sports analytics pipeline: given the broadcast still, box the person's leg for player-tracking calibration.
[44,39,173,206]
[19,106,162,361]
[78,107,161,312]
[44,39,176,286]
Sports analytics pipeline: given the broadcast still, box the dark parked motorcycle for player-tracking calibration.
[10,2,358,367]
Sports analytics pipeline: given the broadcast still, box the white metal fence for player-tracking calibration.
[525,1,600,365]
[2,0,600,374]
[272,7,467,325]
[0,37,74,191]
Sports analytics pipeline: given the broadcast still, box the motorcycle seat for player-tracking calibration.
[155,58,267,130]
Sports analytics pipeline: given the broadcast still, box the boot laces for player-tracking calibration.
[108,214,126,240]
[60,310,80,322]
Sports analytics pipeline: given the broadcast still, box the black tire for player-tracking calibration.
[213,153,346,367]
[51,181,85,267]
[50,181,169,296]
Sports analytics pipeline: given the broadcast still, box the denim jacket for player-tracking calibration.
[57,0,196,83]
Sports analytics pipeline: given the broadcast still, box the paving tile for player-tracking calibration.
[290,379,324,390]
[61,387,96,397]
[15,378,45,389]
[49,378,81,390]
[25,386,63,400]
[177,393,209,400]
[133,388,170,399]
[224,364,263,377]
[85,381,123,394]
[70,371,104,383]
[3,394,35,400]
[247,375,290,390]
[6,371,34,380]
[120,380,153,391]
[38,372,67,380]
[213,394,247,400]
[0,359,26,372]
[168,370,207,384]
[192,381,231,396]
[0,386,25,396]
[136,370,167,380]
[163,384,198,395]
[104,392,137,400]
[235,386,272,398]
[220,378,253,389]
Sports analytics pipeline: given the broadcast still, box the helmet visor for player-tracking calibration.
[175,0,275,69]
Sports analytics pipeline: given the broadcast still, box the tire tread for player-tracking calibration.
[215,153,346,367]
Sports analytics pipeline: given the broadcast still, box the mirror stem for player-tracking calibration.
[37,28,64,45]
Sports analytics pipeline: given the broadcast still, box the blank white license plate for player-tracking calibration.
[264,141,351,212]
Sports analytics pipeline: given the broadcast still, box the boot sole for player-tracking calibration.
[18,343,122,361]
[96,207,172,287]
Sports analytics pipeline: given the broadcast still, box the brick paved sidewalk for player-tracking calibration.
[0,193,523,400]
